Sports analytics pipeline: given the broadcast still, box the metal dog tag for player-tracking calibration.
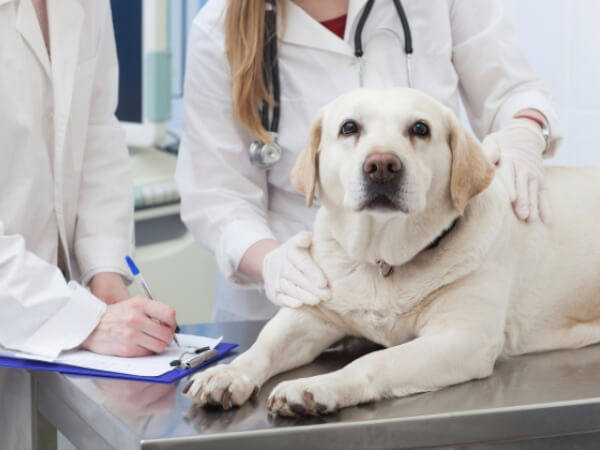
[377,260,394,278]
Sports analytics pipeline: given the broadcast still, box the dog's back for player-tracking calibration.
[502,166,600,355]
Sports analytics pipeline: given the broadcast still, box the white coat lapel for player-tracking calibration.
[48,0,83,168]
[281,1,354,56]
[15,0,51,77]
[47,0,83,277]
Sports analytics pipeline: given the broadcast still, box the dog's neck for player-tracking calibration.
[323,201,460,268]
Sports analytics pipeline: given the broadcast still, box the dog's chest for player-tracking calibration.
[314,255,420,347]
[329,306,416,347]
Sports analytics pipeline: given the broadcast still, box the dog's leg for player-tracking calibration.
[185,307,344,409]
[516,317,600,354]
[269,284,506,416]
[268,325,502,416]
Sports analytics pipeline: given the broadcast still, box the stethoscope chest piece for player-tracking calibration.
[249,132,282,170]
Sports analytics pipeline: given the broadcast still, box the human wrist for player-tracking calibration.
[89,272,130,305]
[239,239,281,283]
[514,108,549,152]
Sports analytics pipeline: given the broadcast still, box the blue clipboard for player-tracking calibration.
[0,342,238,384]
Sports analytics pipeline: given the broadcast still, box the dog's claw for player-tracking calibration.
[222,389,233,410]
[303,390,314,408]
[278,404,296,417]
[275,396,286,410]
[251,386,260,400]
[182,380,194,395]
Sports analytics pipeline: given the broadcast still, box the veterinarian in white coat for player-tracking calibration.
[176,0,562,321]
[0,0,176,358]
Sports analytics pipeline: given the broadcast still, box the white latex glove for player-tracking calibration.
[262,231,331,308]
[482,118,551,224]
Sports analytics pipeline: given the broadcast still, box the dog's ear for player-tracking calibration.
[291,111,323,208]
[447,111,495,214]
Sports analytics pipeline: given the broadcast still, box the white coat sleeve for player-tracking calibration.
[0,221,106,357]
[175,17,275,288]
[450,0,562,156]
[73,2,134,285]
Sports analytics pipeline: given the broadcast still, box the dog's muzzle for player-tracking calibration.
[359,152,406,212]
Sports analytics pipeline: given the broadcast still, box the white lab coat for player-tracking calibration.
[0,0,133,356]
[176,0,562,321]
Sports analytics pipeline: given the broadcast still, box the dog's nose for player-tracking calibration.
[363,153,403,183]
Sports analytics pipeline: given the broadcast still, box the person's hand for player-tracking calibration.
[482,118,551,224]
[89,272,130,305]
[81,297,177,357]
[262,231,331,308]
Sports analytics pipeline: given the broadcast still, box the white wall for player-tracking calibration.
[503,0,600,166]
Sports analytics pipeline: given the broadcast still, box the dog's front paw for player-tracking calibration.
[267,377,340,417]
[183,365,258,410]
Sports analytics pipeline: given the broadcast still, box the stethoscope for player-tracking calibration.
[249,0,413,170]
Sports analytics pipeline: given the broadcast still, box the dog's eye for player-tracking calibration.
[340,120,360,137]
[411,121,430,138]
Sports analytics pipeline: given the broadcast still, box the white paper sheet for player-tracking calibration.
[7,334,223,377]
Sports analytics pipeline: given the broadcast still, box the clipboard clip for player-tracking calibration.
[169,347,218,370]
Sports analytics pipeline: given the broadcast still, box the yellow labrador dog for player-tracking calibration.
[185,88,600,416]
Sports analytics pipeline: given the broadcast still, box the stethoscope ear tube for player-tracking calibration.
[354,0,375,58]
[355,0,412,58]
[392,0,412,54]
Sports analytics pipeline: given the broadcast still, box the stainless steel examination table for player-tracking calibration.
[30,321,600,449]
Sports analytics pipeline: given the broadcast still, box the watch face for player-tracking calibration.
[540,123,550,150]
[542,126,550,141]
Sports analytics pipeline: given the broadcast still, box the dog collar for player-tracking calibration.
[376,218,459,278]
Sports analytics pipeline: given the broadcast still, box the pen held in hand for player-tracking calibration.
[125,255,181,347]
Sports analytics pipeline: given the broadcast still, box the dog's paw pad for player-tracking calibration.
[315,401,330,414]
[268,380,339,416]
[288,401,308,415]
[184,365,256,409]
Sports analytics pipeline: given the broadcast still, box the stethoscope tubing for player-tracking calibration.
[252,0,413,169]
[262,0,280,133]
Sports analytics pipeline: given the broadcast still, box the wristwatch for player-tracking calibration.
[514,114,550,151]
[540,121,550,151]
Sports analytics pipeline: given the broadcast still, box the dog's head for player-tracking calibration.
[291,88,494,217]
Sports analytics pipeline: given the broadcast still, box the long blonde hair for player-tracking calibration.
[225,0,285,143]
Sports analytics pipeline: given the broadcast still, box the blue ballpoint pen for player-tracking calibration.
[125,255,180,347]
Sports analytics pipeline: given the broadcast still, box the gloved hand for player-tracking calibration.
[262,231,331,308]
[482,118,551,224]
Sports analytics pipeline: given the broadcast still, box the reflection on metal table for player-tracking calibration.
[32,321,600,449]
